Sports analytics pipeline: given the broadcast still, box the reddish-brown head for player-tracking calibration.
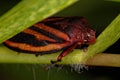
[67,17,96,45]
[79,17,96,45]
[83,28,96,44]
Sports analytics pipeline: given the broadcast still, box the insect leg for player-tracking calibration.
[57,43,77,61]
[51,43,77,64]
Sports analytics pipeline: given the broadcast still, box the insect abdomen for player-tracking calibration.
[4,21,71,54]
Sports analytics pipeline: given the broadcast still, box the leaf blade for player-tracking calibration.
[0,0,77,43]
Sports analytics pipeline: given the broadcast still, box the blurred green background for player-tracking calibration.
[0,0,120,80]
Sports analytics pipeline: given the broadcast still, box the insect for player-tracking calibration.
[4,17,96,62]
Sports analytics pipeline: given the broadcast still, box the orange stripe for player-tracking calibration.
[34,23,70,41]
[42,17,64,22]
[5,40,70,52]
[23,29,56,42]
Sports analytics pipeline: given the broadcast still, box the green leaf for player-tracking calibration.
[107,0,120,2]
[87,14,120,56]
[0,0,77,43]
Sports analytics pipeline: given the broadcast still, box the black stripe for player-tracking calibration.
[43,17,85,39]
[42,17,80,33]
[42,18,66,31]
[29,26,65,42]
[44,22,64,31]
[43,17,84,32]
[44,22,75,38]
[8,32,49,46]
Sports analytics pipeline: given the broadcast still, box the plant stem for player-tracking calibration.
[86,53,120,67]
[0,45,120,67]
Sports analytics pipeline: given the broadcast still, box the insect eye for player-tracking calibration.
[84,33,91,43]
[87,33,91,38]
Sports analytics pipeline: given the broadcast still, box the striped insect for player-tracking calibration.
[4,17,96,62]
